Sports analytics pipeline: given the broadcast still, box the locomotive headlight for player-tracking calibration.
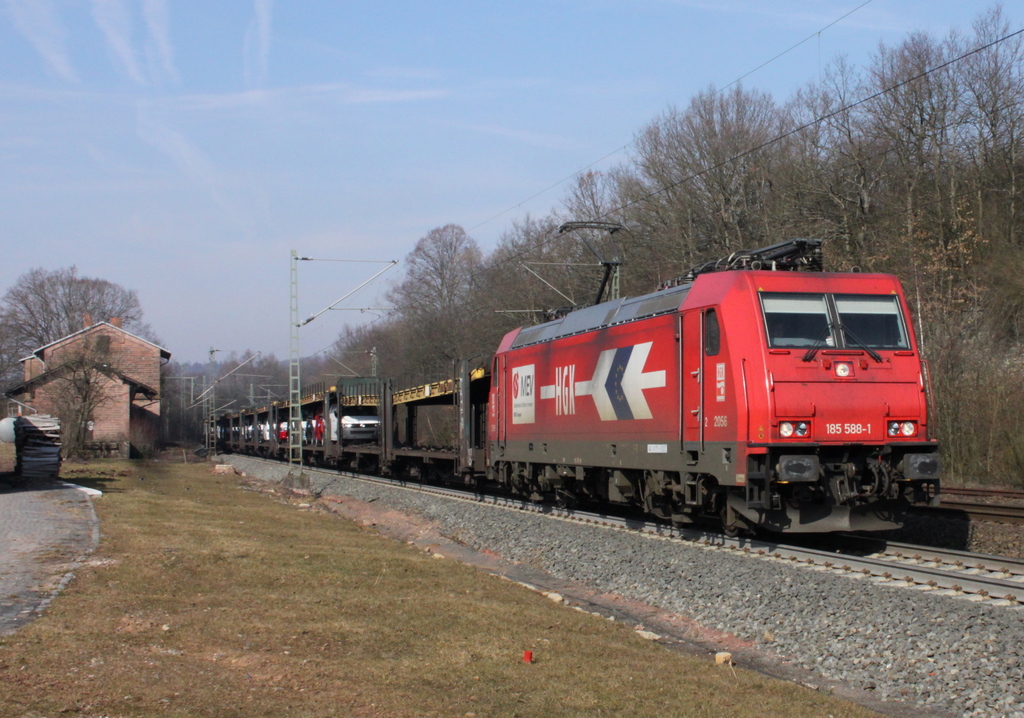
[834,362,852,377]
[780,422,795,438]
[888,421,917,437]
[794,421,810,437]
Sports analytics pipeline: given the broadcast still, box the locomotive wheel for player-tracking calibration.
[720,504,747,538]
[721,516,741,538]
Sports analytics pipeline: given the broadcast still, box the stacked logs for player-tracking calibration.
[14,415,62,480]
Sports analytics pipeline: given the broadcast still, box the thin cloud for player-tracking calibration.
[157,83,449,113]
[570,77,661,100]
[449,122,578,150]
[366,66,445,81]
[4,0,76,82]
[143,0,178,84]
[346,88,449,104]
[92,0,147,84]
[243,0,272,87]
[136,105,237,220]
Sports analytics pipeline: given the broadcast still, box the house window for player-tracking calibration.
[95,335,110,354]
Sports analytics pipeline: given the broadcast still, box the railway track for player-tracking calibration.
[864,541,1024,598]
[913,486,1024,525]
[239,458,1024,608]
[940,487,1024,500]
[921,500,1024,524]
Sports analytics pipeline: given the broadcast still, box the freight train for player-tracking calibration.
[218,239,941,534]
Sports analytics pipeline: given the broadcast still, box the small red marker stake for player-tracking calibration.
[522,650,533,664]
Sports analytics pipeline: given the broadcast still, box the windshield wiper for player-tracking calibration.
[801,324,835,362]
[839,326,883,363]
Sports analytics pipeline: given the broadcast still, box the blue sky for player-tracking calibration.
[0,0,1016,363]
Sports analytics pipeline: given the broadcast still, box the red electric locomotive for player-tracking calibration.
[487,240,940,534]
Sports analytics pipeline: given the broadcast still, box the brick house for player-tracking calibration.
[6,316,171,457]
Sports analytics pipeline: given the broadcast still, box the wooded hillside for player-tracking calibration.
[345,8,1024,485]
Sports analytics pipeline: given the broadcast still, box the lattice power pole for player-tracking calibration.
[200,376,210,454]
[205,348,220,455]
[289,252,397,469]
[289,250,302,467]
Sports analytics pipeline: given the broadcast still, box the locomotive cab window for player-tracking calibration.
[761,294,830,348]
[704,309,720,356]
[760,292,910,351]
[834,295,909,349]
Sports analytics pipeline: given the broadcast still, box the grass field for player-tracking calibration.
[0,460,880,717]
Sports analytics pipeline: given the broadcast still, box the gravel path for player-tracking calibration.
[0,480,100,635]
[222,456,1024,718]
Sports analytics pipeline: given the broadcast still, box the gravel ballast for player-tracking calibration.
[221,456,1024,718]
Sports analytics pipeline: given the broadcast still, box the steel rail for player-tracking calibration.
[915,500,1024,525]
[243,459,1024,607]
[876,540,1024,577]
[940,487,1024,500]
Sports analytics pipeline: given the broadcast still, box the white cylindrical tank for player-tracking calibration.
[0,416,15,443]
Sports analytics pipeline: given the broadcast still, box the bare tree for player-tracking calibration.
[0,267,159,389]
[319,5,1024,486]
[389,225,483,380]
[44,341,123,456]
[612,85,785,290]
[0,326,22,391]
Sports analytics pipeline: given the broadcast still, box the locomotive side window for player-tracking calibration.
[835,295,909,349]
[705,309,720,356]
[761,294,830,348]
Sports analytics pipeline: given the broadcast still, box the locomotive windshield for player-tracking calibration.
[761,294,830,348]
[834,295,909,349]
[761,293,910,350]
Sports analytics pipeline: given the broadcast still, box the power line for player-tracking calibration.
[606,26,1024,217]
[466,0,877,235]
[326,2,887,353]
[309,311,392,360]
[450,24,1024,304]
[320,23,1024,361]
[720,0,875,94]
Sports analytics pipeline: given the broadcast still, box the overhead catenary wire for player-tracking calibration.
[459,25,1024,288]
[318,130,1009,367]
[720,0,875,94]
[604,26,1024,218]
[319,22,1024,367]
[466,0,877,235]
[317,2,885,359]
[189,352,262,408]
[298,260,398,327]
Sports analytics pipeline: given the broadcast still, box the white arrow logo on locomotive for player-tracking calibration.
[540,341,665,421]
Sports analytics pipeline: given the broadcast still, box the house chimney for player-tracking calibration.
[110,317,123,328]
[83,313,93,328]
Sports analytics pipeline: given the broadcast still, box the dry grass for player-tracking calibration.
[0,460,879,717]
